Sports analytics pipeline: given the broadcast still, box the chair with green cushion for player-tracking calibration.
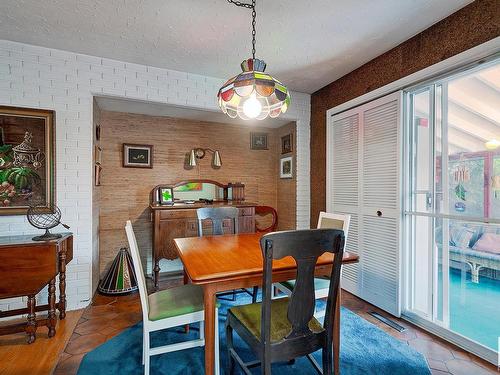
[225,229,345,374]
[274,212,350,319]
[125,220,220,375]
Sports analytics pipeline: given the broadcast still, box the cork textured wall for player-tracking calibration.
[310,0,500,224]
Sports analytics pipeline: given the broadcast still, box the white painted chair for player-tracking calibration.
[273,212,351,318]
[125,220,220,375]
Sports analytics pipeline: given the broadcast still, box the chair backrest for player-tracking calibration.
[317,211,350,241]
[125,220,150,323]
[255,205,278,232]
[196,207,239,236]
[260,229,345,348]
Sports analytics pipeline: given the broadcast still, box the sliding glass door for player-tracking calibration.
[404,59,500,362]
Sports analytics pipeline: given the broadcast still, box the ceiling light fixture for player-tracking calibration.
[217,0,290,120]
[485,139,500,150]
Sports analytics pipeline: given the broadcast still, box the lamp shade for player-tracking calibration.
[218,58,290,120]
[212,150,222,167]
[188,149,197,167]
[98,247,138,295]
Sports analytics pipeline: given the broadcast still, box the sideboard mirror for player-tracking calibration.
[151,179,245,205]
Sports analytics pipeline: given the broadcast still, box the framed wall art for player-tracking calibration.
[280,156,293,179]
[159,186,174,205]
[281,133,293,154]
[0,106,55,215]
[123,144,153,168]
[250,132,268,150]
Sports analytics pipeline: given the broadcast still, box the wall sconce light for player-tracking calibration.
[188,148,222,168]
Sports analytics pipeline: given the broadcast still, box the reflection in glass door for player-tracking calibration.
[404,59,500,363]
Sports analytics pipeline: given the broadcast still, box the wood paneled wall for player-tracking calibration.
[310,0,500,225]
[97,111,295,275]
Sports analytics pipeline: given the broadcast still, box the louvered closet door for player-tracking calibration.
[328,91,402,317]
[327,110,361,295]
[360,94,402,316]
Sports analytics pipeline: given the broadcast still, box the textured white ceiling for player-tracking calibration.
[0,0,472,93]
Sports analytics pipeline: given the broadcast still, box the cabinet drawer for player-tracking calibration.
[239,207,255,216]
[159,209,197,220]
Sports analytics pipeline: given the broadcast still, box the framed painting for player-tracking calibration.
[280,156,293,179]
[250,132,268,150]
[0,106,55,215]
[281,133,293,154]
[159,186,174,205]
[123,144,153,168]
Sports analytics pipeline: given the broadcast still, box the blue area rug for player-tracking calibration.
[77,294,430,374]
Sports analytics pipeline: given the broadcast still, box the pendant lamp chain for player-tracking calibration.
[218,0,290,120]
[227,0,257,59]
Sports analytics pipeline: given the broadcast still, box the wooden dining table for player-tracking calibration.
[174,232,359,375]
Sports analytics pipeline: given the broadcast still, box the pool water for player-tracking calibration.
[444,268,500,351]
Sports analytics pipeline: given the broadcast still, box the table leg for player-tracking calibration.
[48,278,56,337]
[184,269,190,333]
[203,285,216,375]
[333,289,341,375]
[153,258,160,290]
[59,247,67,320]
[26,295,36,344]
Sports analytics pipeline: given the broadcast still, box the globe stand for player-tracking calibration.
[32,229,62,242]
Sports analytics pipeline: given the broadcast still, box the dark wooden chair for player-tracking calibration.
[196,207,259,303]
[197,207,239,236]
[225,229,345,374]
[255,205,278,232]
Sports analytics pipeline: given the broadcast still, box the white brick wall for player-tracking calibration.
[0,39,311,312]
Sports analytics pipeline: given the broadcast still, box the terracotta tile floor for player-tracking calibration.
[54,278,499,375]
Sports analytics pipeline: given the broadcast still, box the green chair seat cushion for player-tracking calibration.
[228,297,324,343]
[148,283,211,321]
[280,278,331,292]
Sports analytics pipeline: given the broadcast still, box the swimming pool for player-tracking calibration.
[445,268,500,351]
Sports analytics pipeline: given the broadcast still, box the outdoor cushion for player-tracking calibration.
[281,278,331,292]
[450,226,474,248]
[473,233,500,255]
[228,297,324,343]
[148,283,205,321]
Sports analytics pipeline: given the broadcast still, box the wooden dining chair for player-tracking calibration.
[225,229,345,374]
[255,205,278,232]
[196,206,240,235]
[274,212,350,318]
[196,207,259,303]
[125,220,220,375]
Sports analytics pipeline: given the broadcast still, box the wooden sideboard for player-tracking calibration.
[0,233,73,343]
[150,201,256,288]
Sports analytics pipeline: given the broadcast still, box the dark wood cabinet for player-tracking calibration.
[0,233,73,343]
[150,203,256,288]
[149,179,257,288]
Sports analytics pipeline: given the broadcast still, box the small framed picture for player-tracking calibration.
[281,133,293,154]
[123,144,153,168]
[280,156,293,179]
[250,132,268,150]
[159,186,174,205]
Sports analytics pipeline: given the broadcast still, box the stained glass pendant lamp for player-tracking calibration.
[218,0,290,120]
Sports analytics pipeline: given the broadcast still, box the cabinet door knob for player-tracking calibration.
[376,210,382,217]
